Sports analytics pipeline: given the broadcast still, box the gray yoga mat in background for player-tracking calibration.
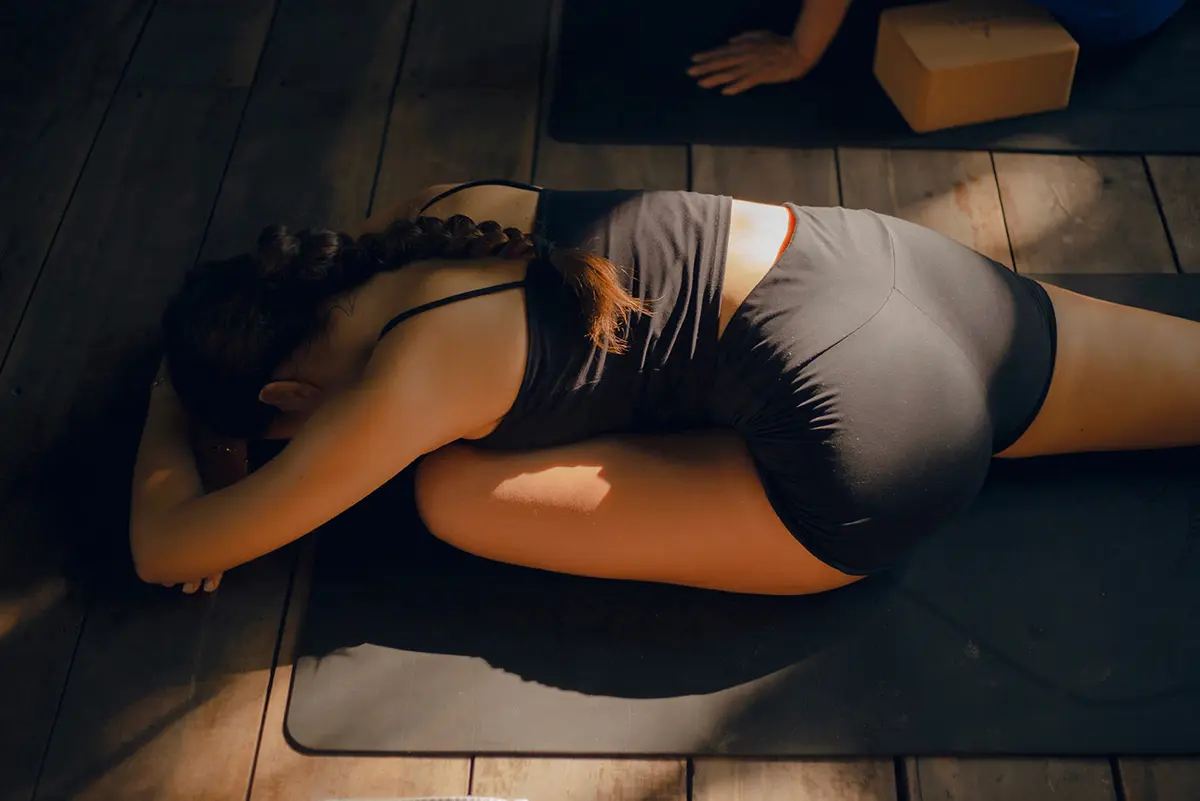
[547,0,1200,153]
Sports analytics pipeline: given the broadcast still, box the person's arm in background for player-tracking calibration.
[689,0,853,95]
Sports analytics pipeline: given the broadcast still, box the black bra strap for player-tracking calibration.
[378,280,528,341]
[417,178,541,216]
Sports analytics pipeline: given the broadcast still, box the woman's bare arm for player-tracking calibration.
[130,364,248,590]
[128,302,513,585]
[131,369,205,542]
[792,0,853,67]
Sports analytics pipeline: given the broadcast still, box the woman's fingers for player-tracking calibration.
[175,573,223,595]
[688,59,750,83]
[697,66,756,90]
[720,73,768,95]
[696,29,771,55]
[690,30,811,94]
[689,37,762,65]
[728,29,773,44]
[687,47,761,89]
[689,48,755,72]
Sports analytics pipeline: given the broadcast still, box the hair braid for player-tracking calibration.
[162,211,645,439]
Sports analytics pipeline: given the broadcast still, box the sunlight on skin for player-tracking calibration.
[493,465,610,514]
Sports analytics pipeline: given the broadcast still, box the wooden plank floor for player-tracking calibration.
[3,1,1198,800]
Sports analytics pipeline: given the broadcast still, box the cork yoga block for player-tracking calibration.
[873,0,1080,133]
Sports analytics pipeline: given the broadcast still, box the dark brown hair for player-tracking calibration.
[161,214,645,439]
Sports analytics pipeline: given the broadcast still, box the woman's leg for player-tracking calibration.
[998,281,1200,459]
[414,432,862,596]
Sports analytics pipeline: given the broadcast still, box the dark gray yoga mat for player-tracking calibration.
[546,0,1200,153]
[284,274,1200,757]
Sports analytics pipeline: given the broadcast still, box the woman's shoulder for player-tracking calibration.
[369,261,530,438]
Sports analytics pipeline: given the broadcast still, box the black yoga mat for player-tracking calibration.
[546,0,1200,153]
[285,274,1200,757]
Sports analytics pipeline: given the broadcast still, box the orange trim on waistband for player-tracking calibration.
[775,205,797,263]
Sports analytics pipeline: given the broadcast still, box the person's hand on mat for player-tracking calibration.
[688,31,815,95]
[689,0,851,95]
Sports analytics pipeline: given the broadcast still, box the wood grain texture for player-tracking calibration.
[0,2,141,760]
[0,532,83,801]
[472,758,686,801]
[249,543,471,801]
[124,0,278,88]
[1119,758,1200,801]
[691,147,839,206]
[1146,156,1200,274]
[993,154,1174,274]
[31,0,417,796]
[202,0,411,256]
[0,0,153,376]
[254,0,414,92]
[373,0,549,205]
[34,552,293,801]
[537,141,689,190]
[839,149,1012,267]
[203,89,392,257]
[694,759,897,801]
[907,758,1116,801]
[0,86,247,801]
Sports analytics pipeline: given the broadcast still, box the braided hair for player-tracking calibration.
[161,214,644,439]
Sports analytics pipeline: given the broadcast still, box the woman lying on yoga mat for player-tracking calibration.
[689,0,1191,95]
[131,179,1200,596]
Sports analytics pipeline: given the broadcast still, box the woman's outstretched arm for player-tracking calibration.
[128,305,508,585]
[132,332,462,584]
[130,362,247,592]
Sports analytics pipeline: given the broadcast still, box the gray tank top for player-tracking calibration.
[394,180,733,450]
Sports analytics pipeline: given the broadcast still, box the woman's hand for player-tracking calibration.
[688,0,851,96]
[163,573,222,594]
[688,30,816,95]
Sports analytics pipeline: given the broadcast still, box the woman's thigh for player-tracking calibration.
[999,281,1200,458]
[413,432,861,596]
